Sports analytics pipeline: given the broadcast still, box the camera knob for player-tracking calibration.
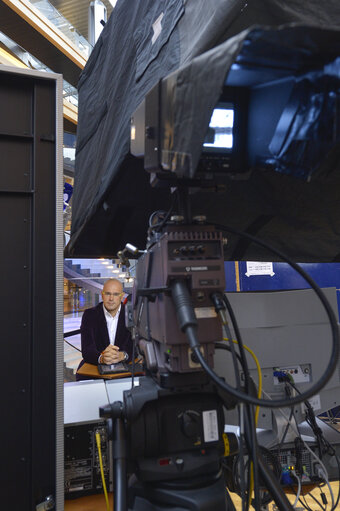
[181,411,199,438]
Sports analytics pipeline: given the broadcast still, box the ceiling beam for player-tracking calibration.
[0,45,78,127]
[0,0,87,87]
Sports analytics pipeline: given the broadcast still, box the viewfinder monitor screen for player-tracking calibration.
[203,103,234,151]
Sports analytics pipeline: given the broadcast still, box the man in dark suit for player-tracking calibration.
[78,278,132,371]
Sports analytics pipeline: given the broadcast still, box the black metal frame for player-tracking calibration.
[0,66,63,510]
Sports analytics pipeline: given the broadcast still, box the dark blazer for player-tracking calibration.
[79,302,132,367]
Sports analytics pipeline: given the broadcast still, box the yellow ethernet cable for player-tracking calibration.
[95,431,110,511]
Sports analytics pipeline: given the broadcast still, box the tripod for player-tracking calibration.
[99,190,295,510]
[101,374,233,510]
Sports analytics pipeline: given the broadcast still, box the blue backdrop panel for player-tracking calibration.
[224,262,340,318]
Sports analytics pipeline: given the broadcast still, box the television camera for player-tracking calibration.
[100,25,340,511]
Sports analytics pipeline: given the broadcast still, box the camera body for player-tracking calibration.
[132,222,225,379]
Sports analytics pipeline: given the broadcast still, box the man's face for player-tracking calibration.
[102,280,123,316]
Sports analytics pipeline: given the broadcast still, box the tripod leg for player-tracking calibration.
[225,488,237,511]
[257,451,294,511]
[113,417,127,511]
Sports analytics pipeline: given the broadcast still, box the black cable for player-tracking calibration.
[225,488,238,511]
[225,325,250,511]
[137,250,157,375]
[279,408,294,449]
[233,453,253,511]
[232,454,245,496]
[276,385,295,460]
[147,210,167,235]
[318,486,329,511]
[287,379,337,465]
[331,453,340,511]
[221,321,249,511]
[290,393,330,509]
[148,193,177,236]
[305,404,327,460]
[113,417,127,511]
[244,403,261,510]
[130,331,137,387]
[311,439,340,511]
[171,280,248,510]
[218,315,250,510]
[214,342,263,401]
[210,222,340,409]
[64,328,81,338]
[219,294,260,509]
[154,206,174,232]
[213,293,258,510]
[222,322,243,390]
[294,437,305,482]
[237,453,250,511]
[189,331,327,408]
[215,341,242,365]
[214,342,250,511]
[171,279,300,510]
[299,495,314,511]
[183,256,338,407]
[257,451,295,511]
[287,380,326,458]
[290,405,339,511]
[64,338,82,352]
[188,326,298,509]
[303,489,326,511]
[215,296,255,510]
[222,294,251,393]
[259,445,282,481]
[171,280,291,510]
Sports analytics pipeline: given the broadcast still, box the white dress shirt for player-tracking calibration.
[103,303,121,344]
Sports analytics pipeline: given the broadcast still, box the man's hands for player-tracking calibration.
[100,345,125,364]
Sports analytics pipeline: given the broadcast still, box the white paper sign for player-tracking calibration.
[152,12,164,45]
[245,261,275,277]
[202,410,219,442]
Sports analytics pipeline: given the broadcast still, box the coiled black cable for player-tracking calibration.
[194,222,340,409]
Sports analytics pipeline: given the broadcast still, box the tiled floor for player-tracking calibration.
[64,483,340,511]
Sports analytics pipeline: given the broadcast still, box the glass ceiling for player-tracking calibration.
[29,0,92,57]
